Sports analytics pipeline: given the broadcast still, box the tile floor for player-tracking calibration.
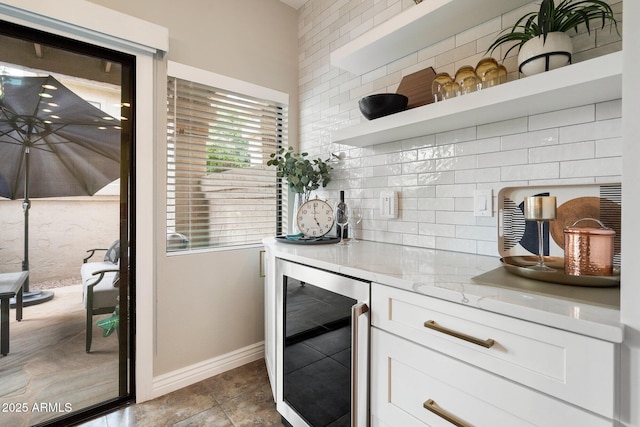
[79,359,283,426]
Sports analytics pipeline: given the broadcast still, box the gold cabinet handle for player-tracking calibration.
[422,399,472,427]
[424,320,495,349]
[351,302,369,427]
[424,399,472,427]
[259,250,265,278]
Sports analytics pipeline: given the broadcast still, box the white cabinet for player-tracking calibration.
[263,246,276,400]
[371,283,618,426]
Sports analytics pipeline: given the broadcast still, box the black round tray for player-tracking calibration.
[275,235,340,245]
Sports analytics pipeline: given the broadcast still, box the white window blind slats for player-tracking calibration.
[166,76,286,251]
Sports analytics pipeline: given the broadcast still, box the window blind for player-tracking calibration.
[166,76,286,251]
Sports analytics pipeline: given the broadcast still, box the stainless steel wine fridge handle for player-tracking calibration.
[423,399,472,427]
[352,302,369,427]
[424,320,495,348]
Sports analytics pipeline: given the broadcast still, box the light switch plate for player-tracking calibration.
[473,189,493,217]
[380,191,398,219]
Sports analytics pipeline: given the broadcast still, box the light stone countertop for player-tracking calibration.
[263,237,624,343]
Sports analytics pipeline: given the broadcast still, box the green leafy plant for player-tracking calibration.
[267,146,334,201]
[486,0,619,60]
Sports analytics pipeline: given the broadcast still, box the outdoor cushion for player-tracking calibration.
[81,261,119,310]
[103,240,120,264]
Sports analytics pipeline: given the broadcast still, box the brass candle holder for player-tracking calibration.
[524,196,557,272]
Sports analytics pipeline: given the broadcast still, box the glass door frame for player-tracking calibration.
[0,0,169,411]
[0,19,136,425]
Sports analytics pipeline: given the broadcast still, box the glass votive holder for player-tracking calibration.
[475,57,499,89]
[432,72,453,102]
[498,65,508,84]
[455,65,480,95]
[443,80,460,100]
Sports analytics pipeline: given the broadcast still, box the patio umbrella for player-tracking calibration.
[0,75,121,306]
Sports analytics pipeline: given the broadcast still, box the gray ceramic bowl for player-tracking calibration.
[358,94,408,120]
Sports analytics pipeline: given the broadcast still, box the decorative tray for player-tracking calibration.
[275,235,340,245]
[501,256,620,287]
[498,183,621,286]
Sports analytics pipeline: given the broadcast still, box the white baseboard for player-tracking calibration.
[146,341,265,401]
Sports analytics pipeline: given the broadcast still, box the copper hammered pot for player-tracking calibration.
[564,218,615,276]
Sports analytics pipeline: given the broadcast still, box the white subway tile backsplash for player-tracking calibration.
[477,117,528,139]
[455,167,501,184]
[403,234,436,248]
[477,240,498,257]
[596,99,622,121]
[456,225,496,241]
[435,210,477,226]
[435,183,476,198]
[456,16,502,47]
[435,126,477,145]
[418,37,455,63]
[529,141,595,164]
[501,128,558,151]
[419,222,455,237]
[388,221,418,234]
[455,137,501,156]
[477,149,527,168]
[560,157,622,178]
[501,162,560,181]
[388,174,417,187]
[595,137,622,158]
[299,0,622,256]
[418,197,454,211]
[529,105,594,130]
[559,118,622,143]
[435,236,477,253]
[418,171,455,186]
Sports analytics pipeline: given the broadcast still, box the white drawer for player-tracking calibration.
[371,328,614,427]
[371,283,617,418]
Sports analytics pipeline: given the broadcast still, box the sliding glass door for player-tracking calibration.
[0,20,135,426]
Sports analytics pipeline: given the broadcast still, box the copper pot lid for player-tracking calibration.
[564,218,615,235]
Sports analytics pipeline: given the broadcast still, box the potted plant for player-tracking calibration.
[267,146,334,202]
[486,0,620,76]
[267,146,335,233]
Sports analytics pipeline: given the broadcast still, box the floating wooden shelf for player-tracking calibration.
[330,0,532,75]
[331,52,622,147]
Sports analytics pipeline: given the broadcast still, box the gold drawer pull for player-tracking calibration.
[424,320,495,349]
[424,399,472,427]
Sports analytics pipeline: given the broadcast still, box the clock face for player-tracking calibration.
[297,199,335,237]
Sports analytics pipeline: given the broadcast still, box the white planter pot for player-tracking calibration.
[518,32,573,76]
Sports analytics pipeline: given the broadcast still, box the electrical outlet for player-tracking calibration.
[380,191,398,219]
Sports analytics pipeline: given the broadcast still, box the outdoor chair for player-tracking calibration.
[81,240,120,353]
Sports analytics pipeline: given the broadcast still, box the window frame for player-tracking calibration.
[166,61,288,254]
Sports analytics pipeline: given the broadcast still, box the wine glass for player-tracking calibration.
[523,196,557,272]
[334,201,350,246]
[350,203,363,243]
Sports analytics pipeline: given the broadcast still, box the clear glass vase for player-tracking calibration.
[290,192,305,235]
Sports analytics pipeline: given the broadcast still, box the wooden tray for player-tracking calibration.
[396,67,436,109]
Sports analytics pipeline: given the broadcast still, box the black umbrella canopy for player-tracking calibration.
[0,75,122,304]
[0,75,121,200]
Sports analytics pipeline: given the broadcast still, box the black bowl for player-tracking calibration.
[358,94,409,120]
